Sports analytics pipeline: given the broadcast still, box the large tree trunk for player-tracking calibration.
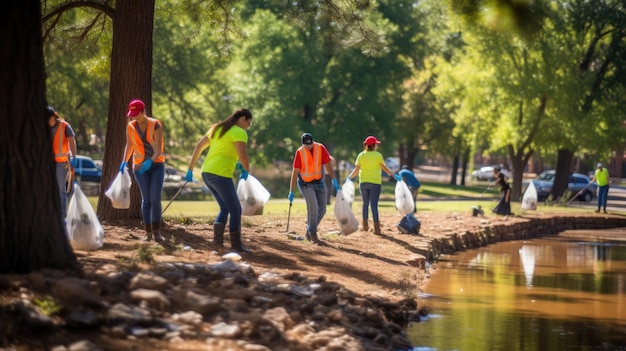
[97,0,155,221]
[0,0,77,274]
[450,153,459,185]
[551,149,575,201]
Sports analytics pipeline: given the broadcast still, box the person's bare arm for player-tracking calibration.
[188,135,210,171]
[234,141,249,172]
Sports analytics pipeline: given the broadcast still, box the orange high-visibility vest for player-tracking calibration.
[298,143,323,182]
[52,120,70,163]
[127,118,165,165]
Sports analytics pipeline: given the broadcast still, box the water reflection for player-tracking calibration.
[409,230,626,351]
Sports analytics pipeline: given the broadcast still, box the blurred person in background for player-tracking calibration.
[47,106,77,218]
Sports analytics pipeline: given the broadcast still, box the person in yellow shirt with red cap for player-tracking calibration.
[591,162,610,213]
[347,136,401,235]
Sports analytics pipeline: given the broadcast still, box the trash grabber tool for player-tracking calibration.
[479,185,492,197]
[566,182,593,205]
[162,181,188,215]
[285,201,293,232]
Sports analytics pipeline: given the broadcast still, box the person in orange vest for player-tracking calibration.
[47,106,78,218]
[119,99,166,242]
[346,136,401,234]
[185,108,254,254]
[288,133,339,244]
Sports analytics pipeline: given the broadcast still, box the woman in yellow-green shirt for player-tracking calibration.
[186,108,253,253]
[347,136,401,235]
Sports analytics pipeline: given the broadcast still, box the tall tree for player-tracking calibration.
[43,0,156,220]
[0,0,77,274]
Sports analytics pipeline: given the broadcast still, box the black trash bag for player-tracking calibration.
[397,213,421,235]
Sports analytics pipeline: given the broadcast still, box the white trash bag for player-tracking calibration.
[104,168,132,209]
[521,181,538,211]
[334,190,359,234]
[237,175,271,216]
[66,183,104,251]
[395,180,414,216]
[341,179,355,208]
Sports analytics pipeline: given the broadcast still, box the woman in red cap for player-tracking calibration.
[119,99,166,242]
[346,136,401,234]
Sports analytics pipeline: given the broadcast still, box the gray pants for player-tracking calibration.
[55,163,69,217]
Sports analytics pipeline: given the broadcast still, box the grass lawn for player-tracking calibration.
[88,179,609,223]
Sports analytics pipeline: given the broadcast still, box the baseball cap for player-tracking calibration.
[301,133,314,145]
[45,106,56,118]
[363,136,381,146]
[127,99,145,117]
[597,163,603,168]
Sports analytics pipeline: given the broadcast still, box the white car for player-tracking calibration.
[471,166,511,181]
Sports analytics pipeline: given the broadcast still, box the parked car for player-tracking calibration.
[73,155,102,183]
[471,165,512,181]
[522,170,597,202]
[164,167,183,183]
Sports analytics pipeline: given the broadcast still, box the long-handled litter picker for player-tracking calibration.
[162,181,188,215]
[479,185,492,197]
[566,182,594,205]
[285,201,294,233]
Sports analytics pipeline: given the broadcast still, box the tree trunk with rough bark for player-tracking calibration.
[0,0,78,274]
[97,0,156,221]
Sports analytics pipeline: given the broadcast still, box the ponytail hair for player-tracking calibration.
[208,108,252,139]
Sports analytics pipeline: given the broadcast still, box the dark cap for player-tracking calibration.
[301,133,313,145]
[494,166,501,171]
[46,106,56,118]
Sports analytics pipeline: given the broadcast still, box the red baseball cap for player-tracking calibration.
[127,99,145,117]
[363,136,381,146]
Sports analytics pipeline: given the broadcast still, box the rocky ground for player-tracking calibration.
[1,209,621,351]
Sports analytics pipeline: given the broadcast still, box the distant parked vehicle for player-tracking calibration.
[73,155,102,183]
[471,165,512,181]
[164,167,183,182]
[521,170,597,202]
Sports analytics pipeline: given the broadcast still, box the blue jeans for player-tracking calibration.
[297,181,327,234]
[55,163,68,218]
[360,182,382,222]
[134,162,165,226]
[203,173,241,233]
[597,185,608,210]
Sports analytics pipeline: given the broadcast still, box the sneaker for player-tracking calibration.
[603,210,608,214]
[594,209,600,213]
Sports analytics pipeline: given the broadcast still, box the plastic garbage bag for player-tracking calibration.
[395,180,414,215]
[342,179,355,208]
[66,183,104,251]
[237,174,271,216]
[334,190,359,234]
[104,167,132,209]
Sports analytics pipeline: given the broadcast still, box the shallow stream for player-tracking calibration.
[408,230,626,350]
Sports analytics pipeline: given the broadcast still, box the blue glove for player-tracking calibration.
[119,161,127,174]
[240,169,249,180]
[236,162,245,172]
[332,178,340,192]
[70,157,78,168]
[394,174,402,182]
[138,159,153,174]
[345,177,352,183]
[288,191,294,203]
[185,169,193,182]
